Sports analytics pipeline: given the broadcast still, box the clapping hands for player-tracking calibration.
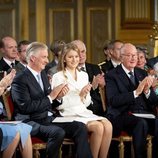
[50,83,69,100]
[79,83,92,102]
[136,76,154,96]
[0,69,16,95]
[91,73,105,90]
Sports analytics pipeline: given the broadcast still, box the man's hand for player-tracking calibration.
[91,73,105,89]
[135,78,147,96]
[0,87,5,96]
[0,69,16,89]
[49,83,68,100]
[143,76,154,94]
[97,73,105,88]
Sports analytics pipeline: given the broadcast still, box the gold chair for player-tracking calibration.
[2,90,47,158]
[61,138,74,157]
[98,86,153,158]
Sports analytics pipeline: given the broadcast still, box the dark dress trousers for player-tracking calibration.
[106,65,158,158]
[11,68,92,158]
[85,62,105,115]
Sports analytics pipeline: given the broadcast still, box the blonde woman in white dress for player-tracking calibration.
[51,43,112,158]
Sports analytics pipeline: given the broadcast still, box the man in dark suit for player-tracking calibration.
[45,40,65,76]
[147,56,158,69]
[8,40,31,73]
[100,40,123,74]
[11,42,92,158]
[71,40,105,116]
[106,43,158,158]
[0,36,19,72]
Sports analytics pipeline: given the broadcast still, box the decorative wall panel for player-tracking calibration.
[0,0,19,39]
[49,9,74,44]
[86,7,112,64]
[121,0,154,29]
[0,9,15,38]
[28,0,36,41]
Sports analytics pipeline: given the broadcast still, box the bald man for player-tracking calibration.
[0,36,19,72]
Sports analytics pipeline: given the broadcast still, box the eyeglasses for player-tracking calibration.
[122,54,137,58]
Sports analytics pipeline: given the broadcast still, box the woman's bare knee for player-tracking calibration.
[87,121,104,135]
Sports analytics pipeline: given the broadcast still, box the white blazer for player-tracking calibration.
[52,69,93,116]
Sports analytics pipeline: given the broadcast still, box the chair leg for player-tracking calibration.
[33,149,40,158]
[59,145,62,158]
[131,142,135,158]
[147,136,152,158]
[118,138,124,158]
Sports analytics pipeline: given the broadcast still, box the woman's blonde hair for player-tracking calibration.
[58,42,80,71]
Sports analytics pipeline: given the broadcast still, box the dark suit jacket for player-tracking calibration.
[147,56,158,68]
[0,57,19,72]
[7,62,26,74]
[100,60,114,74]
[14,62,26,73]
[85,62,104,115]
[11,68,59,135]
[45,60,57,74]
[106,65,157,120]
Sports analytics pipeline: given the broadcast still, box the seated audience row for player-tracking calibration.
[1,35,158,158]
[0,69,32,158]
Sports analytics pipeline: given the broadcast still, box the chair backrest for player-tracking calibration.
[2,90,14,120]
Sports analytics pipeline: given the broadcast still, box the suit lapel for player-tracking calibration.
[41,70,51,94]
[116,65,136,90]
[0,58,10,71]
[134,68,145,83]
[25,68,43,92]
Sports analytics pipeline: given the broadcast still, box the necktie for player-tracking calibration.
[37,74,44,90]
[80,67,86,72]
[11,62,15,68]
[128,71,135,85]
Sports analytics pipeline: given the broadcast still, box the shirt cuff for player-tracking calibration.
[144,89,151,98]
[47,95,53,104]
[133,90,138,98]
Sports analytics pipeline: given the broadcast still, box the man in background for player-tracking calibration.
[45,40,65,76]
[100,40,123,74]
[0,36,19,72]
[13,40,31,73]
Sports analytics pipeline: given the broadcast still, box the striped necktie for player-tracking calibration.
[128,71,135,85]
[80,67,86,72]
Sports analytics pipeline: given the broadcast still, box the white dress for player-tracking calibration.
[51,69,105,124]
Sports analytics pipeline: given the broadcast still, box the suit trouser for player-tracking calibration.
[109,113,157,158]
[33,117,92,158]
[53,121,93,158]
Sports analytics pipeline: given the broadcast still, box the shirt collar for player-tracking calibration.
[3,57,15,67]
[27,66,40,79]
[111,59,121,68]
[19,62,27,67]
[121,64,134,77]
[78,64,86,70]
